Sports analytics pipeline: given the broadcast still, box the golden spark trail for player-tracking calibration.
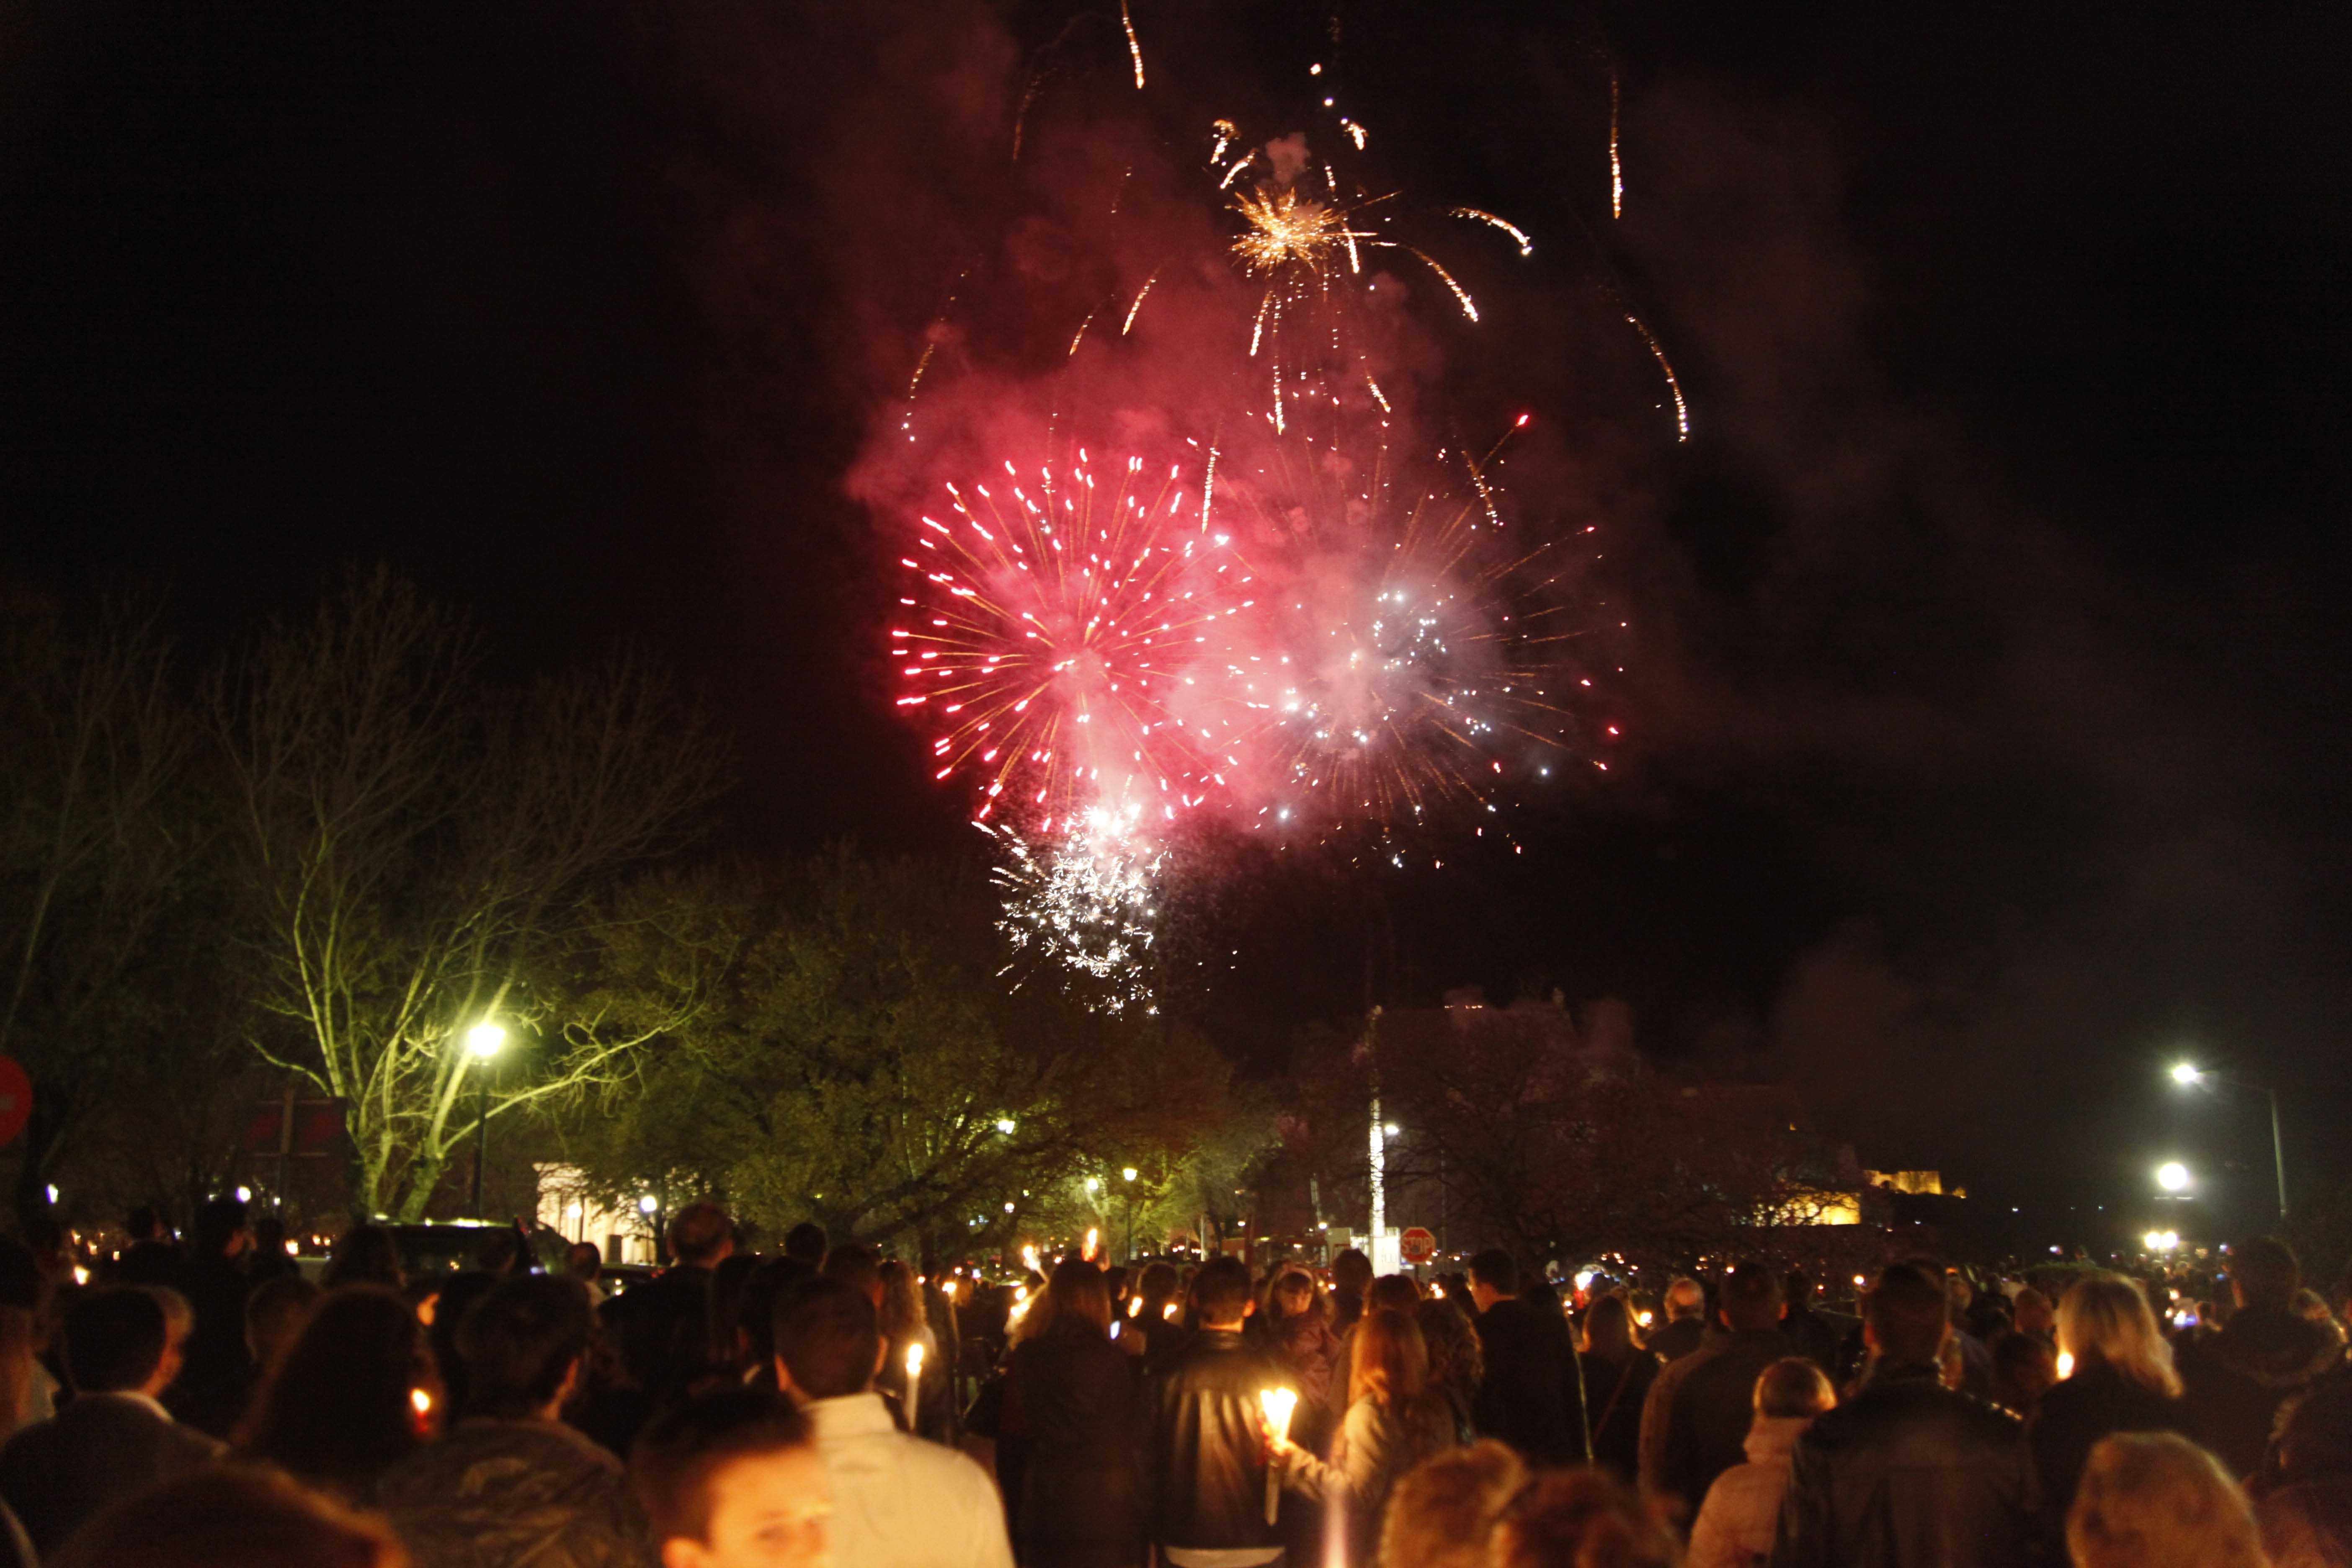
[1609,69,1624,219]
[1387,244,1478,322]
[1122,273,1158,335]
[1120,0,1144,89]
[1450,208,1534,256]
[1625,314,1689,440]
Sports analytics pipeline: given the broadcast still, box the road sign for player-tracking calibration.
[0,1058,28,1148]
[1400,1226,1437,1266]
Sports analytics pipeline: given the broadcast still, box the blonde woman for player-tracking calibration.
[1271,1307,1458,1567]
[2067,1431,2269,1568]
[2030,1274,2195,1520]
[1687,1358,1836,1568]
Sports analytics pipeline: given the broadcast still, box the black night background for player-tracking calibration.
[3,1,2347,1255]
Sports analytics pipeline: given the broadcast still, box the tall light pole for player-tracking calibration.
[2170,1063,2287,1222]
[465,1021,506,1219]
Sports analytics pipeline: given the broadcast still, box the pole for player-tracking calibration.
[471,1081,487,1220]
[2268,1086,2288,1222]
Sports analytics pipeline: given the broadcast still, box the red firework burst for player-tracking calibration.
[892,449,1257,830]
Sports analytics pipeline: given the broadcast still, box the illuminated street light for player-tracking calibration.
[638,1194,658,1214]
[464,1021,506,1218]
[996,1119,1017,1135]
[2168,1061,2289,1221]
[2155,1162,2190,1193]
[1122,1167,1138,1182]
[1084,1176,1100,1193]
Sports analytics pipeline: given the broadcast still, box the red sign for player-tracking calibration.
[1399,1226,1437,1265]
[0,1058,31,1148]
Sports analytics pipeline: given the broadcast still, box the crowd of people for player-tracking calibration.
[0,1193,2345,1568]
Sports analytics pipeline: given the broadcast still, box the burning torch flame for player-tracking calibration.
[905,1342,925,1386]
[1259,1387,1300,1524]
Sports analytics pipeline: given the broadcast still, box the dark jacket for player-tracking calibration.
[1004,1322,1146,1568]
[1650,1327,1794,1517]
[1647,1316,1710,1364]
[2180,1305,2347,1480]
[603,1263,715,1399]
[2026,1361,2194,1524]
[379,1418,653,1568]
[1473,1297,1577,1463]
[1148,1327,1288,1555]
[0,1392,224,1556]
[1583,1347,1661,1483]
[1770,1362,2032,1568]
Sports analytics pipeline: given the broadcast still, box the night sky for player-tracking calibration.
[3,2,2346,1249]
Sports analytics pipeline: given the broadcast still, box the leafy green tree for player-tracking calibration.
[213,569,721,1220]
[570,850,1261,1262]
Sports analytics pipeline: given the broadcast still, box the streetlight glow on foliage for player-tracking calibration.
[465,1021,506,1059]
[2156,1161,2190,1192]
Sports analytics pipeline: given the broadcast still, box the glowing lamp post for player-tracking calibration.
[464,1021,505,1219]
[1259,1386,1300,1523]
[2169,1063,2288,1220]
[2155,1162,2190,1194]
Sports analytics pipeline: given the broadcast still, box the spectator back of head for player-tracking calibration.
[1491,1467,1679,1568]
[1754,1357,1835,1419]
[1468,1249,1519,1297]
[820,1243,882,1305]
[773,1276,880,1400]
[321,1224,402,1291]
[0,1236,42,1314]
[1376,1439,1527,1568]
[782,1222,827,1265]
[1720,1263,1784,1333]
[455,1274,593,1419]
[245,1275,322,1368]
[1663,1276,1705,1321]
[2232,1235,2301,1310]
[64,1287,168,1394]
[669,1201,733,1268]
[2068,1431,2267,1568]
[192,1196,248,1260]
[1192,1256,1254,1327]
[1864,1264,1950,1366]
[630,1388,815,1546]
[1331,1248,1372,1297]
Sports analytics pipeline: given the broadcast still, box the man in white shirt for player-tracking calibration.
[774,1274,1013,1568]
[0,1285,221,1555]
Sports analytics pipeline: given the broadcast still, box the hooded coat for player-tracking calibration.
[1688,1415,1813,1568]
[2180,1307,2346,1480]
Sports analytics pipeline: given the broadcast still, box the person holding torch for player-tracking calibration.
[1148,1256,1293,1568]
[1262,1308,1458,1568]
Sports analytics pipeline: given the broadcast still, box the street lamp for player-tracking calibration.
[2168,1062,2288,1221]
[2155,1161,2190,1193]
[464,1021,505,1219]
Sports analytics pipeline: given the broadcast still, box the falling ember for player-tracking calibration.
[1609,68,1624,219]
[1114,0,1145,89]
[1625,313,1689,440]
[1386,243,1478,322]
[1122,273,1158,335]
[1449,207,1534,257]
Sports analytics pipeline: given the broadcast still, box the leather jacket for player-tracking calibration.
[1148,1328,1290,1555]
[1770,1362,2031,1568]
